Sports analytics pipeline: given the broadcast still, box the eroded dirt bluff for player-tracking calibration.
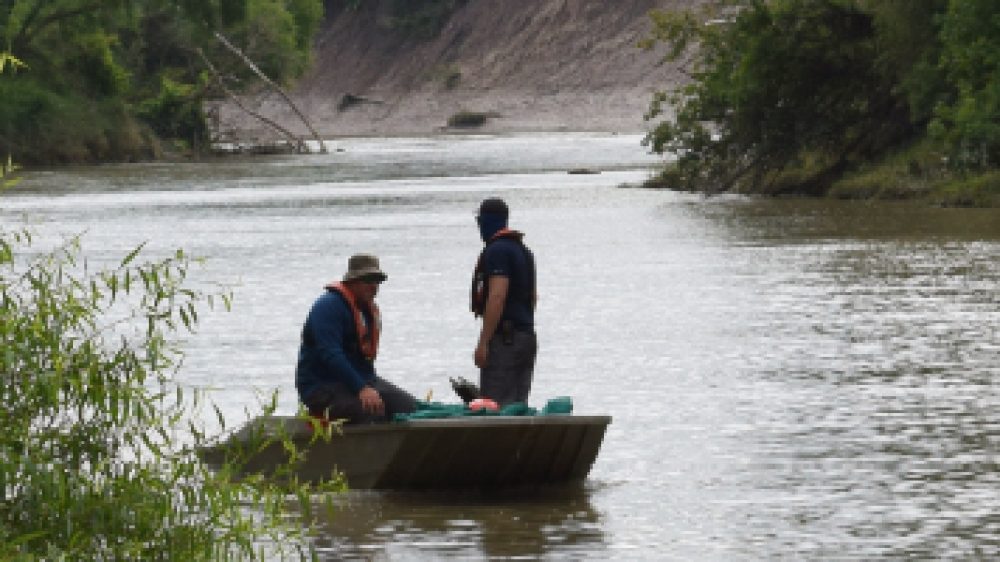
[213,0,699,140]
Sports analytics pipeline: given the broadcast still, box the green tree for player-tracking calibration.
[0,0,324,163]
[865,0,948,128]
[644,0,919,195]
[931,0,1000,169]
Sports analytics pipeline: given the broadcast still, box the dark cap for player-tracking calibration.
[477,197,508,218]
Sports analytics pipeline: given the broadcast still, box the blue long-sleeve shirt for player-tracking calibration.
[295,289,376,402]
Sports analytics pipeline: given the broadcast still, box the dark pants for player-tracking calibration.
[303,376,417,424]
[480,329,537,407]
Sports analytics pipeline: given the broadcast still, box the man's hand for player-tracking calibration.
[359,386,384,415]
[474,342,490,369]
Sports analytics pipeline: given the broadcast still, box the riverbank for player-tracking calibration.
[641,167,1000,208]
[208,0,688,142]
[209,87,662,141]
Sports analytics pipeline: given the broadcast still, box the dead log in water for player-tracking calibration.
[198,48,308,154]
[214,32,327,154]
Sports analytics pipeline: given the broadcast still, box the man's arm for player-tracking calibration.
[475,275,508,368]
[312,296,382,414]
[311,298,367,392]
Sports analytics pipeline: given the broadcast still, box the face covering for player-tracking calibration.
[478,213,507,242]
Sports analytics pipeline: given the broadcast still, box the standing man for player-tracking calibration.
[471,198,538,407]
[296,253,416,424]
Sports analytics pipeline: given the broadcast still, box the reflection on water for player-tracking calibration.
[4,134,1000,560]
[308,487,604,560]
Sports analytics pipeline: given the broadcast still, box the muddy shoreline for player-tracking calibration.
[209,86,663,143]
[209,0,690,142]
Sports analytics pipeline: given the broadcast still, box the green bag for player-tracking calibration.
[541,396,573,415]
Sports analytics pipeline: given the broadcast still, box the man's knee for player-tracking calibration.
[303,387,337,416]
[304,385,366,421]
[373,378,417,415]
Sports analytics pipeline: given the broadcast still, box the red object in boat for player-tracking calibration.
[469,398,499,412]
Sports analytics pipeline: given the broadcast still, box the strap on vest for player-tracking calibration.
[470,229,533,317]
[326,282,380,361]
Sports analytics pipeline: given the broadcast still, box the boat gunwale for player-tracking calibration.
[229,414,612,441]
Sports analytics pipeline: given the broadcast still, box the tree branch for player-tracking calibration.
[213,32,327,154]
[13,1,106,48]
[197,49,308,153]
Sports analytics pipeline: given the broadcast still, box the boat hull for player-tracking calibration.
[199,415,611,489]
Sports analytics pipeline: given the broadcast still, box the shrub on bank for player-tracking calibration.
[0,231,342,560]
[0,79,159,164]
[826,141,943,201]
[447,110,500,128]
[933,171,1000,207]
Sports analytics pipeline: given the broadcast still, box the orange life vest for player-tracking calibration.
[325,282,380,361]
[470,228,528,317]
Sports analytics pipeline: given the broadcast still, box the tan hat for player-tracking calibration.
[343,253,388,283]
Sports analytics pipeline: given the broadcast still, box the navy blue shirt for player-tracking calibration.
[481,237,535,329]
[295,289,376,402]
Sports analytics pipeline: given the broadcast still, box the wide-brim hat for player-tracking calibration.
[342,253,388,283]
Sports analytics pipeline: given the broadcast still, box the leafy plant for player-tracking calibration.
[1,153,18,192]
[642,0,1000,200]
[137,75,210,151]
[1,51,25,190]
[0,51,26,74]
[930,0,1000,169]
[0,0,325,163]
[643,0,916,195]
[0,230,342,560]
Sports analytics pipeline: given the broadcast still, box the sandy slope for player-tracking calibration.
[211,0,696,140]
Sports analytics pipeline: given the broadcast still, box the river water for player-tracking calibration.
[4,133,1000,560]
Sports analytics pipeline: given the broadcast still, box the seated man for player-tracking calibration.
[295,253,416,423]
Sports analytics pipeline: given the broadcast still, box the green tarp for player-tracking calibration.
[393,396,573,421]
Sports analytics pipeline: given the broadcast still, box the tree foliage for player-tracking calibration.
[644,0,1000,196]
[0,230,344,559]
[931,0,1000,169]
[0,0,324,163]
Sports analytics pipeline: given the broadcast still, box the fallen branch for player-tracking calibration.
[214,32,327,153]
[197,49,308,153]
